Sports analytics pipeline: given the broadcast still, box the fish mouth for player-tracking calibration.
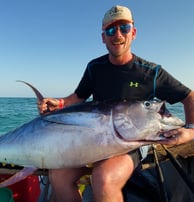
[158,103,171,117]
[115,130,166,143]
[159,103,185,128]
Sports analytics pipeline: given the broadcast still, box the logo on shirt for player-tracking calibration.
[129,81,139,87]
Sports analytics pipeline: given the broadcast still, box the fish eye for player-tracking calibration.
[144,101,151,108]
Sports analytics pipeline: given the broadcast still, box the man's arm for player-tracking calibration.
[39,93,84,114]
[160,91,194,145]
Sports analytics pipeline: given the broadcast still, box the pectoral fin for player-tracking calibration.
[0,166,37,187]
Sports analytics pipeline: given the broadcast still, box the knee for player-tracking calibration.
[91,170,116,190]
[49,169,77,186]
[49,168,91,185]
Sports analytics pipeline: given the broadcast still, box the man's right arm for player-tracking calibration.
[39,93,84,114]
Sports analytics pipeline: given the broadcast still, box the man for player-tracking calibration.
[40,5,194,202]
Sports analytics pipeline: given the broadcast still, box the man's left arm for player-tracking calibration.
[160,91,194,145]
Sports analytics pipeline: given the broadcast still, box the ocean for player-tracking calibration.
[0,97,185,136]
[0,98,38,135]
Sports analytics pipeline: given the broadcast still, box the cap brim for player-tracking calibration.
[102,19,133,30]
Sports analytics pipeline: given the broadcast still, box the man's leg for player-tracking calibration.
[91,154,136,202]
[49,167,91,202]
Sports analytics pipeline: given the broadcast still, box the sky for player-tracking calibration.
[0,0,194,97]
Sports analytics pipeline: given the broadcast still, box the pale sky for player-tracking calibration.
[0,0,193,97]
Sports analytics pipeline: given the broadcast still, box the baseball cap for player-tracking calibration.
[102,5,134,30]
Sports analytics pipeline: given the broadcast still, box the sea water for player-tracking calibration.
[0,98,185,136]
[0,98,38,135]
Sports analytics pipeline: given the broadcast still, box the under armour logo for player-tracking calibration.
[129,82,139,87]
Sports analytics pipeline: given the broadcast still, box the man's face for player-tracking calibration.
[102,20,136,58]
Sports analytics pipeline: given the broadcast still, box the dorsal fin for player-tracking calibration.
[16,80,44,102]
[17,80,46,115]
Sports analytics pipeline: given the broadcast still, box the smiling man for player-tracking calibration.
[39,5,194,202]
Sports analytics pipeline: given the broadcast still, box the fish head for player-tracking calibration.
[113,99,185,142]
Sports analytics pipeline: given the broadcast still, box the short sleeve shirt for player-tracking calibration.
[75,54,190,104]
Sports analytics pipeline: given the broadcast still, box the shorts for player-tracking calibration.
[128,145,150,169]
[128,149,142,168]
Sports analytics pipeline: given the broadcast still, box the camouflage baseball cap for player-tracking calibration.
[102,5,134,30]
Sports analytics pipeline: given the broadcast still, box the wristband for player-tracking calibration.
[59,99,64,109]
[185,124,194,129]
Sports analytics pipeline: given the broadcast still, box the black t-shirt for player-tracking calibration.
[75,54,190,104]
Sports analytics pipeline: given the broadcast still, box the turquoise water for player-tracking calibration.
[0,98,185,136]
[0,98,38,135]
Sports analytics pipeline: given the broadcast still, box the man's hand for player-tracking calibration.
[38,98,62,114]
[159,127,194,146]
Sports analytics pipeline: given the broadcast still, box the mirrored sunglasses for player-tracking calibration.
[105,24,132,37]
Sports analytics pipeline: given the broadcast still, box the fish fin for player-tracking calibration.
[0,166,37,187]
[16,80,45,115]
[16,80,44,103]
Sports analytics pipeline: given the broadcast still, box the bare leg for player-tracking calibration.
[49,167,91,202]
[92,154,135,202]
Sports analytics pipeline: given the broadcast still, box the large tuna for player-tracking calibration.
[0,81,184,187]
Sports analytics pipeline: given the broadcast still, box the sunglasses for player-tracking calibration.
[104,24,133,37]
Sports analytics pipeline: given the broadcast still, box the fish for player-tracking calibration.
[0,81,185,187]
